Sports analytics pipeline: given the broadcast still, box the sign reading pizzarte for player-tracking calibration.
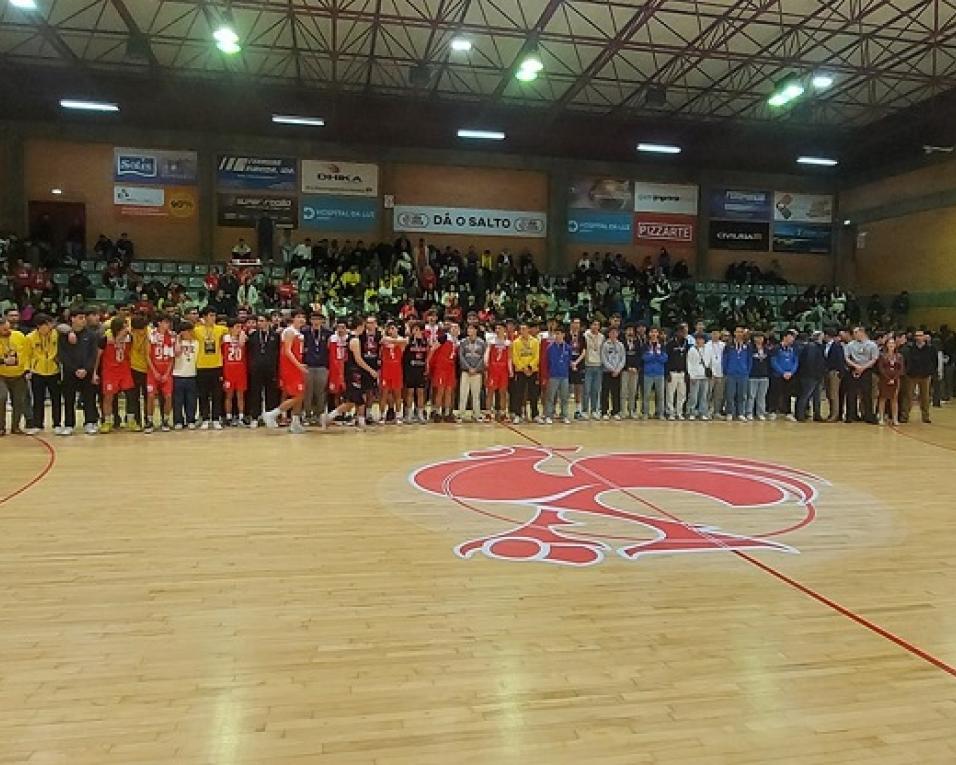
[636,220,693,242]
[393,205,547,238]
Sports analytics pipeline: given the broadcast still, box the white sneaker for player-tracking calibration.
[249,419,259,429]
[581,412,590,420]
[174,423,184,431]
[701,415,711,421]
[200,420,210,430]
[562,417,570,424]
[612,414,622,421]
[212,421,224,430]
[84,423,97,435]
[726,415,734,422]
[61,426,73,436]
[512,416,521,424]
[534,416,546,424]
[289,420,306,434]
[786,414,797,422]
[187,422,198,430]
[24,427,40,435]
[757,415,767,421]
[544,417,553,424]
[593,412,602,420]
[262,409,280,429]
[319,413,329,430]
[686,415,696,421]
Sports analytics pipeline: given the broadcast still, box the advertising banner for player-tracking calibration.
[301,196,378,232]
[114,185,196,219]
[634,213,696,244]
[772,221,832,253]
[710,188,772,221]
[567,210,632,244]
[217,193,297,228]
[113,147,198,185]
[217,155,298,191]
[300,160,378,196]
[568,177,633,212]
[709,220,771,251]
[634,183,699,215]
[773,192,833,223]
[393,205,546,238]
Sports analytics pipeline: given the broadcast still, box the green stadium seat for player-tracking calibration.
[194,264,208,275]
[144,262,160,274]
[53,272,69,286]
[80,260,96,272]
[272,266,285,278]
[94,287,112,301]
[187,276,204,289]
[161,262,177,274]
[177,263,193,274]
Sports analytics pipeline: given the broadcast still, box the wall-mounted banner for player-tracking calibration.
[301,160,378,196]
[634,183,699,215]
[634,213,696,244]
[568,177,633,212]
[217,155,298,191]
[113,147,198,185]
[772,221,832,253]
[114,185,196,219]
[709,220,770,251]
[393,205,547,238]
[217,193,297,228]
[773,192,833,223]
[567,210,632,244]
[301,196,378,232]
[710,188,772,221]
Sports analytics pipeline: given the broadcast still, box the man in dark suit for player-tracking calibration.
[796,331,826,422]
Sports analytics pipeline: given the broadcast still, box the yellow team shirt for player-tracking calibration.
[511,335,540,373]
[193,323,228,369]
[129,329,150,373]
[0,330,28,377]
[25,329,59,376]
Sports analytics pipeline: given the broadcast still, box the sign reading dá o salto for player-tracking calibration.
[393,205,547,238]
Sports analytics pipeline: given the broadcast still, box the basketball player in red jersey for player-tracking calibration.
[262,310,307,434]
[379,321,408,424]
[327,319,350,410]
[145,315,175,433]
[428,322,459,422]
[222,317,248,427]
[485,322,512,421]
[96,316,135,434]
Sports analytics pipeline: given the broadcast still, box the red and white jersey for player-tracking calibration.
[381,341,404,375]
[328,334,349,391]
[149,331,176,373]
[222,333,247,372]
[279,326,304,377]
[102,333,132,376]
[488,339,511,371]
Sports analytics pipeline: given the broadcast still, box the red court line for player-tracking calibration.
[498,421,956,680]
[1,435,56,505]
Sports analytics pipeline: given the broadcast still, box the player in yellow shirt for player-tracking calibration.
[193,307,228,429]
[24,314,62,435]
[0,315,29,435]
[128,315,151,431]
[510,323,541,424]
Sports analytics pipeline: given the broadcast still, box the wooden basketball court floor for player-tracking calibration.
[3,410,956,765]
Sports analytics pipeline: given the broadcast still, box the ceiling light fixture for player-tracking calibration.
[59,98,119,112]
[10,0,38,10]
[797,156,838,166]
[214,25,241,54]
[450,37,472,52]
[637,142,681,155]
[518,48,544,75]
[51,188,63,195]
[457,129,506,140]
[515,68,538,82]
[812,73,834,90]
[272,114,325,127]
[768,74,805,108]
[843,219,852,226]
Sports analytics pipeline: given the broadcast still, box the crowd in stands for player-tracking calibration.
[1,230,950,436]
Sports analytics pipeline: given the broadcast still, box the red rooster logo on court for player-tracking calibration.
[409,446,825,567]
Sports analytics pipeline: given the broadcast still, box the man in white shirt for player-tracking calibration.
[705,329,726,417]
[292,238,313,265]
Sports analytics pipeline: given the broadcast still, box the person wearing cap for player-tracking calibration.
[795,331,826,422]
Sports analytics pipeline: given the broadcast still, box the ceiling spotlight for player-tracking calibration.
[519,50,544,74]
[515,68,538,82]
[797,156,838,167]
[10,0,38,9]
[637,142,681,155]
[843,219,852,226]
[214,25,241,53]
[59,99,119,112]
[768,74,805,108]
[457,129,506,140]
[812,73,834,90]
[450,37,472,52]
[272,114,325,127]
[51,188,63,195]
